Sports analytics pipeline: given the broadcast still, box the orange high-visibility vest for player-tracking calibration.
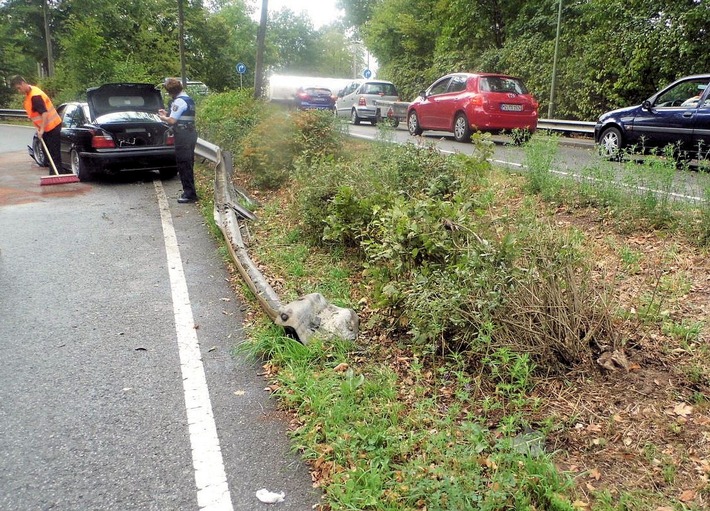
[23,86,61,131]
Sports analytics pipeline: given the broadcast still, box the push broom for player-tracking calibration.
[39,136,80,186]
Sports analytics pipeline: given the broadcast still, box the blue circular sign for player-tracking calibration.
[363,69,372,79]
[236,62,247,74]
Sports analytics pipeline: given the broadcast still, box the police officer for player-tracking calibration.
[159,78,198,203]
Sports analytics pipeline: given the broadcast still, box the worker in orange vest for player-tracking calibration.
[10,75,67,175]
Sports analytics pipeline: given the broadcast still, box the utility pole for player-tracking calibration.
[548,0,563,119]
[254,0,268,99]
[42,0,54,76]
[178,0,187,86]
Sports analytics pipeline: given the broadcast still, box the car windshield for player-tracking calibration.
[480,77,528,94]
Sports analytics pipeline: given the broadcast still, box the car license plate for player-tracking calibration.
[501,104,523,112]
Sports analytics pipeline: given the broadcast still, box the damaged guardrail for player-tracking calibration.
[197,137,359,344]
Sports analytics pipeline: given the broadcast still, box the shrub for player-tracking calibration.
[198,89,263,152]
[240,110,296,189]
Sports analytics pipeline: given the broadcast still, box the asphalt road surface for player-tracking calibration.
[0,125,318,510]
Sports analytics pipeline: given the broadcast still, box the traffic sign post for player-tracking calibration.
[236,62,247,88]
[363,69,372,79]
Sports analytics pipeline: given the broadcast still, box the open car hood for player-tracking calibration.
[86,83,164,118]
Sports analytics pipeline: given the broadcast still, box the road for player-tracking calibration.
[0,125,318,511]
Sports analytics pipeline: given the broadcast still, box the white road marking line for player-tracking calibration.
[154,180,234,511]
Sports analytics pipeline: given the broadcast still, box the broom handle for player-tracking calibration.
[38,135,60,176]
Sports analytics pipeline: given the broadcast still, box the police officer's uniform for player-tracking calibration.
[168,92,198,202]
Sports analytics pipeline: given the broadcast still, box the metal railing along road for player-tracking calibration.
[1,107,597,136]
[537,118,596,135]
[0,109,29,120]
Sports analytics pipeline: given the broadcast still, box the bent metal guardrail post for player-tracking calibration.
[199,137,359,344]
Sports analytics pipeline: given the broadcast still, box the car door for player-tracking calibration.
[57,104,74,167]
[60,104,90,166]
[631,77,710,153]
[442,75,468,129]
[336,81,360,117]
[417,76,452,130]
[691,85,710,159]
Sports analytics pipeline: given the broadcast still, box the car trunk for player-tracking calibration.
[95,112,171,147]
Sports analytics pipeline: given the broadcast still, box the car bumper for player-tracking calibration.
[297,102,335,110]
[355,106,378,120]
[80,147,176,172]
[469,108,538,132]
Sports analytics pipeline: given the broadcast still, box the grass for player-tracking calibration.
[193,103,710,511]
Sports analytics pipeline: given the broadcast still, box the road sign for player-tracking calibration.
[236,62,247,74]
[363,69,372,79]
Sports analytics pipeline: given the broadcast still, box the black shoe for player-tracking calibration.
[177,195,197,204]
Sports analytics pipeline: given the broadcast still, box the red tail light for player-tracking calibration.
[470,94,484,106]
[297,92,308,100]
[167,132,175,146]
[91,130,115,149]
[358,96,367,106]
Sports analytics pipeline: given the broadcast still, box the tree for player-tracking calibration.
[266,8,319,74]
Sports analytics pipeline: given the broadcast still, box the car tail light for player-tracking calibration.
[90,130,115,149]
[297,92,308,100]
[470,94,484,106]
[358,96,367,106]
[166,132,175,146]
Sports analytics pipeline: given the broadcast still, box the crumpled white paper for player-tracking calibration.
[256,488,285,503]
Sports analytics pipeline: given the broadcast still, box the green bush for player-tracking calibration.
[198,89,263,153]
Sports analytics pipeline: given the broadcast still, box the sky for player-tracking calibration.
[250,0,345,29]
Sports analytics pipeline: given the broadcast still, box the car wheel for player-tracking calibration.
[350,108,361,125]
[159,168,178,180]
[70,148,91,181]
[453,113,472,142]
[389,118,400,128]
[33,136,48,167]
[598,126,623,160]
[408,111,423,136]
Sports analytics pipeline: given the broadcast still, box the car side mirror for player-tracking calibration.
[642,100,652,111]
[419,90,427,99]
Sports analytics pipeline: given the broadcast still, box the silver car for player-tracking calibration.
[335,80,399,125]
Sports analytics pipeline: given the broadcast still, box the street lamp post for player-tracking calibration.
[42,0,54,76]
[548,0,563,119]
[178,0,187,87]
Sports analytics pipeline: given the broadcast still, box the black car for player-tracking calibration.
[595,74,710,160]
[30,83,177,181]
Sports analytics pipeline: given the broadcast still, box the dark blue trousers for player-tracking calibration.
[174,127,198,199]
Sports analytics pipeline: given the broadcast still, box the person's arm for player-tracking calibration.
[158,109,177,125]
[159,98,186,125]
[31,95,49,135]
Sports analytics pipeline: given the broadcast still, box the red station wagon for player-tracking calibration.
[407,73,539,142]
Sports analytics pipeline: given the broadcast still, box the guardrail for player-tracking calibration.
[2,107,597,136]
[196,138,359,344]
[0,109,28,119]
[538,118,596,135]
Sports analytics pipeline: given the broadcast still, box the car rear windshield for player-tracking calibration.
[480,77,528,95]
[95,111,161,124]
[305,88,332,95]
[361,83,398,96]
